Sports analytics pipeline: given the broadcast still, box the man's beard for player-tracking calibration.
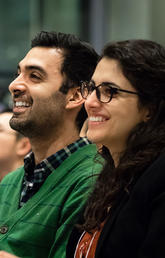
[10,91,66,139]
[10,116,37,138]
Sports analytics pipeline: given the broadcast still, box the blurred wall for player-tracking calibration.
[1,0,165,108]
[108,0,151,41]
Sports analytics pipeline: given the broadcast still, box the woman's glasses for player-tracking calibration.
[80,81,138,103]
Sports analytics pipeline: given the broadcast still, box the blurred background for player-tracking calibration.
[0,0,165,110]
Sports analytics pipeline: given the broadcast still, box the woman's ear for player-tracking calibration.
[66,87,85,109]
[143,105,155,122]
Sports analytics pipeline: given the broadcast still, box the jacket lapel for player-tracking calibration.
[95,191,129,257]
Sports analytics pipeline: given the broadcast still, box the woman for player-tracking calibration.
[67,39,165,258]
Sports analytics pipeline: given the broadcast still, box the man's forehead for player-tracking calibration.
[0,113,12,121]
[22,47,63,61]
[20,47,64,66]
[0,113,13,129]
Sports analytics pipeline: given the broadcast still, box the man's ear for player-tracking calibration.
[16,137,31,157]
[66,87,85,109]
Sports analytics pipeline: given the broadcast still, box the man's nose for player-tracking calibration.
[9,76,26,95]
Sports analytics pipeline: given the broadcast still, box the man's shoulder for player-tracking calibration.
[0,166,24,184]
[0,167,24,202]
[57,144,103,183]
[71,143,99,159]
[64,143,103,168]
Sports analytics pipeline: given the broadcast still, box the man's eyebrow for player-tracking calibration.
[17,64,47,77]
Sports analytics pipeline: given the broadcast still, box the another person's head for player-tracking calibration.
[8,31,99,140]
[80,39,165,230]
[82,39,165,159]
[0,111,31,180]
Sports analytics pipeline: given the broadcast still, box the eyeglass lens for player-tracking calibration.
[81,81,114,103]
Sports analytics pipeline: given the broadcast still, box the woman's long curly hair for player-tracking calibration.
[82,39,165,232]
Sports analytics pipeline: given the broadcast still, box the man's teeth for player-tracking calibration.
[89,116,105,122]
[15,101,30,107]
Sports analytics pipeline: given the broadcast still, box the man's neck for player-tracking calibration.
[30,132,80,165]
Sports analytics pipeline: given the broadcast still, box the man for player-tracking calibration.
[0,110,31,180]
[0,31,101,258]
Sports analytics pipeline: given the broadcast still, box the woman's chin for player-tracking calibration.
[86,131,102,145]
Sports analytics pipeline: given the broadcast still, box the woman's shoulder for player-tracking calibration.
[133,152,165,198]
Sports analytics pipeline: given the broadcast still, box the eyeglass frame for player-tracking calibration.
[80,80,139,103]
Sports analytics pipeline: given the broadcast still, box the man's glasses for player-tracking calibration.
[80,81,138,103]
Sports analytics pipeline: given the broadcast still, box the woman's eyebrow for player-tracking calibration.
[99,81,121,88]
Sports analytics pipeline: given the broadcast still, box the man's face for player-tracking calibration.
[0,112,18,172]
[9,47,67,139]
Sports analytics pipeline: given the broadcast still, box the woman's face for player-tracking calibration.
[85,57,149,154]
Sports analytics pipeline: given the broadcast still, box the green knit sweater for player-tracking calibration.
[0,144,102,258]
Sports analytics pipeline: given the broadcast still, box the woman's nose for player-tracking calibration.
[85,90,100,109]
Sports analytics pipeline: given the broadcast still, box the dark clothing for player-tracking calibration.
[67,153,165,258]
